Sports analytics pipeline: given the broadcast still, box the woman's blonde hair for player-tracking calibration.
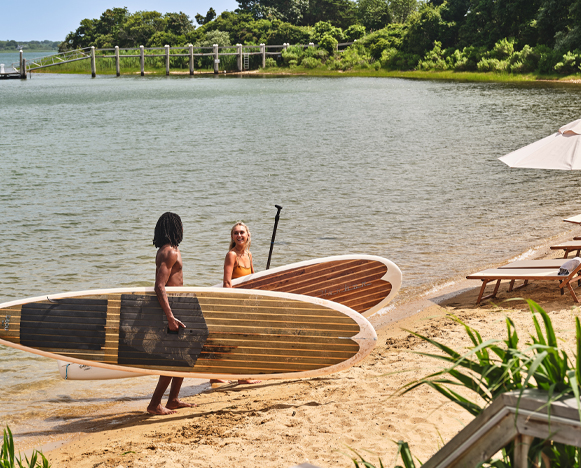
[230,222,251,252]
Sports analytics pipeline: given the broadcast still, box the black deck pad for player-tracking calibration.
[118,294,209,367]
[21,299,107,350]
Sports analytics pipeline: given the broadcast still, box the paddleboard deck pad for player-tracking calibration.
[216,255,402,317]
[0,287,376,380]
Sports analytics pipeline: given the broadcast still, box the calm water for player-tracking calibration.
[0,51,55,73]
[2,73,581,444]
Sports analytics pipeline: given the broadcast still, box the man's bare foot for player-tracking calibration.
[210,379,230,388]
[237,380,261,385]
[147,404,177,415]
[166,399,193,410]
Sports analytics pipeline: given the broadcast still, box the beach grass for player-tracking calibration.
[32,59,581,84]
[1,426,50,468]
[378,299,581,467]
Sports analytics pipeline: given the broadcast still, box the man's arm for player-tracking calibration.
[155,249,185,331]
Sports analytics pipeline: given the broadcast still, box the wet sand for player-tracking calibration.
[31,231,581,466]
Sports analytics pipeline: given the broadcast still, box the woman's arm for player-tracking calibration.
[249,252,255,274]
[223,251,236,288]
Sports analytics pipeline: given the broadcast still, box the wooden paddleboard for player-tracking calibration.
[215,255,402,318]
[0,287,376,380]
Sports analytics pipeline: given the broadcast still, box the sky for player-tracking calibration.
[4,1,240,41]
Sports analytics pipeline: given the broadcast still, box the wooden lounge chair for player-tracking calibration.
[466,263,581,305]
[550,241,581,258]
[499,259,568,269]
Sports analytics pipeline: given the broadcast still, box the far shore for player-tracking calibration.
[36,227,581,467]
[31,65,581,84]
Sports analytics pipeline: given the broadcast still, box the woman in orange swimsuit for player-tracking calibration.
[211,222,261,386]
[223,222,254,287]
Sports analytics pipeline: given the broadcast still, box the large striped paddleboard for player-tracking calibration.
[0,287,376,381]
[217,255,402,318]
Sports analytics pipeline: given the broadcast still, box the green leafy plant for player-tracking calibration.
[394,299,581,466]
[348,300,581,467]
[1,426,50,468]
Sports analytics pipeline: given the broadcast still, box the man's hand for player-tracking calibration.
[168,316,186,331]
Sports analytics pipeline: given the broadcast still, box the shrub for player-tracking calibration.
[490,37,515,60]
[281,45,302,65]
[344,24,366,42]
[554,50,581,74]
[417,40,448,70]
[319,34,338,55]
[312,21,345,42]
[508,44,539,73]
[301,57,321,68]
[372,61,380,70]
[326,57,341,70]
[477,57,509,72]
[288,59,298,68]
[536,44,561,74]
[264,57,277,68]
[379,48,398,68]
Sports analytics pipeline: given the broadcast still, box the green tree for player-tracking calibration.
[537,0,574,48]
[389,0,417,23]
[165,12,195,35]
[195,8,217,25]
[358,0,391,31]
[118,11,166,46]
[403,2,445,55]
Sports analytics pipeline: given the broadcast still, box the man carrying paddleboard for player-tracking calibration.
[146,212,193,415]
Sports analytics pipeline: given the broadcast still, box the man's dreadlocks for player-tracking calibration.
[153,212,183,248]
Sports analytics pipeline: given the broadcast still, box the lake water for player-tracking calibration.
[0,51,56,73]
[2,72,581,446]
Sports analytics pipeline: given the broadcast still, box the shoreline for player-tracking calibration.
[29,67,581,84]
[26,223,581,466]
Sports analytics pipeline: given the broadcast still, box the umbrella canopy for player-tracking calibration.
[499,118,581,170]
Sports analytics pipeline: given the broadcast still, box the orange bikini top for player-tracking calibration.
[231,251,252,279]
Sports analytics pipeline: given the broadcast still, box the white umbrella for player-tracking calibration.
[499,118,581,170]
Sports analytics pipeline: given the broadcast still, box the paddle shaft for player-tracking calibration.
[266,205,283,270]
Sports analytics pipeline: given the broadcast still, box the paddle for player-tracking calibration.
[266,205,283,270]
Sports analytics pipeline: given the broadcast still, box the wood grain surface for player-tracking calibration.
[230,257,399,316]
[0,287,376,380]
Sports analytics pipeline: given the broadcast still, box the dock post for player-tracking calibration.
[309,42,314,48]
[165,45,170,75]
[115,46,120,76]
[283,43,288,50]
[19,50,23,76]
[140,45,144,76]
[21,58,26,79]
[213,44,219,74]
[237,44,242,71]
[260,43,265,68]
[189,44,194,75]
[91,46,96,78]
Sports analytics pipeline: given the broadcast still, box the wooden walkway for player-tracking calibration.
[11,42,355,78]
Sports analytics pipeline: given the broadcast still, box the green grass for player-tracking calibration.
[1,426,50,468]
[29,54,581,84]
[259,66,581,83]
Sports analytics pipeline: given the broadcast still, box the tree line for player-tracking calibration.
[0,40,59,52]
[58,0,581,75]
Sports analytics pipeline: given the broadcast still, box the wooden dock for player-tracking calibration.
[1,53,25,79]
[12,42,355,78]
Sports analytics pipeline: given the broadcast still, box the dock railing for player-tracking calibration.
[11,41,356,78]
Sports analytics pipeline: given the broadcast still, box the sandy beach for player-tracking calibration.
[23,230,578,467]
